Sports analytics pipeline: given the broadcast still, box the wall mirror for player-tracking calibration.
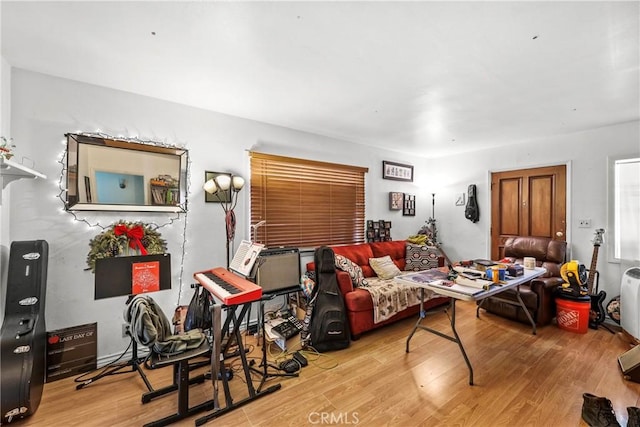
[65,133,188,212]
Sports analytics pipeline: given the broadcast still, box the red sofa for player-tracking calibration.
[306,240,448,340]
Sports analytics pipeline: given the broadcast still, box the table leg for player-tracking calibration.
[515,286,537,335]
[476,298,485,318]
[449,299,474,385]
[405,291,474,385]
[476,286,537,336]
[406,288,425,353]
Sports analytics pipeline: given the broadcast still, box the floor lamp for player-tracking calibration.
[203,174,245,268]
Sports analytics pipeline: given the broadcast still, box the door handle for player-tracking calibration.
[556,231,564,237]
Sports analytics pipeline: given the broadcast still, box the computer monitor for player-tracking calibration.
[254,248,301,295]
[94,253,171,299]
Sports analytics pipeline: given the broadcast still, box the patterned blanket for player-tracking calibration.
[360,277,436,324]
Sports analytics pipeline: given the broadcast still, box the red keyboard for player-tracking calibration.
[194,267,262,306]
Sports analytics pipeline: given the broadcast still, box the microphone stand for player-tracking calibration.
[424,193,453,267]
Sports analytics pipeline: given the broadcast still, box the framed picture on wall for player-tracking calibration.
[389,192,403,210]
[204,171,232,203]
[382,161,413,182]
[403,193,415,216]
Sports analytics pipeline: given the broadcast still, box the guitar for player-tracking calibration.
[587,229,607,329]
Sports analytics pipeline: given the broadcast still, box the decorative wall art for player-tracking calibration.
[403,193,416,216]
[367,220,392,242]
[389,192,403,210]
[382,161,413,182]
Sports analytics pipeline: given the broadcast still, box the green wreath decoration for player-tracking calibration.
[86,220,168,272]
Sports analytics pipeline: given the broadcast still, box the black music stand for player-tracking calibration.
[76,254,172,390]
[76,295,154,391]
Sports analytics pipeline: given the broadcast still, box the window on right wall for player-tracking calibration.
[608,155,640,262]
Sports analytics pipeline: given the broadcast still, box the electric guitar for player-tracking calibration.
[587,229,607,329]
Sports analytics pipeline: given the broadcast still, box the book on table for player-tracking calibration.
[427,279,485,296]
[397,269,486,296]
[453,276,494,290]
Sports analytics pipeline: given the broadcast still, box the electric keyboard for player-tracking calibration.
[194,267,262,306]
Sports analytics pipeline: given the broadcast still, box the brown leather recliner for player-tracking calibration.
[478,236,567,326]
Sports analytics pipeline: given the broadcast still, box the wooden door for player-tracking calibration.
[491,165,566,260]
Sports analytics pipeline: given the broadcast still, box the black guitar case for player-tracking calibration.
[465,184,480,223]
[1,240,49,424]
[309,246,350,352]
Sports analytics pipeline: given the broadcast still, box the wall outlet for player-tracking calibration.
[578,219,592,228]
[122,323,130,338]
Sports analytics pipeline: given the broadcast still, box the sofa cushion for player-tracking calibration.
[504,236,566,264]
[335,254,369,287]
[332,244,376,277]
[369,255,402,279]
[405,243,440,271]
[370,240,407,271]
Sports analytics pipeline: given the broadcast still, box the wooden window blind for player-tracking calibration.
[250,152,368,248]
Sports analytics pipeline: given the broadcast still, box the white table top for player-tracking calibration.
[395,266,547,302]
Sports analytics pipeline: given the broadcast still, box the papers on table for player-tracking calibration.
[453,276,494,290]
[396,269,490,296]
[427,280,485,296]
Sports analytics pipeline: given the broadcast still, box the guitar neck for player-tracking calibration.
[587,245,599,294]
[587,229,605,294]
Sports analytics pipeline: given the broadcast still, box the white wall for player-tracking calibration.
[5,68,639,360]
[5,69,427,360]
[424,121,640,302]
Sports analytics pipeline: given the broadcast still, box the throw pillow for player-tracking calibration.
[369,255,402,279]
[405,243,440,271]
[334,254,368,287]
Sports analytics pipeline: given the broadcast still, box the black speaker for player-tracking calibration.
[618,345,640,383]
[1,240,49,423]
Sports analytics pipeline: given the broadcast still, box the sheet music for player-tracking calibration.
[229,240,265,277]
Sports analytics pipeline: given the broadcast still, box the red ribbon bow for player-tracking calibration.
[114,224,148,255]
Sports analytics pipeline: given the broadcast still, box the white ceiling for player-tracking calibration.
[2,1,639,158]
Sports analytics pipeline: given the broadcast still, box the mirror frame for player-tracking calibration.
[65,133,188,212]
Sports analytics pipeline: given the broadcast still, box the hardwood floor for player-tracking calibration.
[18,302,639,426]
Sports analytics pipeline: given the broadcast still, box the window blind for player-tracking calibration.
[250,152,368,248]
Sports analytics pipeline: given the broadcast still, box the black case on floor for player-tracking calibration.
[1,240,49,424]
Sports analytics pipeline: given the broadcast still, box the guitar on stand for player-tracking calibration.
[587,229,612,333]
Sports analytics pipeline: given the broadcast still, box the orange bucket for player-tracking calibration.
[556,297,590,334]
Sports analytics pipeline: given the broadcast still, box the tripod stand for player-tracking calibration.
[76,328,154,390]
[75,297,154,391]
[252,293,298,393]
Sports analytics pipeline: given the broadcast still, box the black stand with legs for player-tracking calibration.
[76,296,154,391]
[194,301,281,426]
[252,293,299,393]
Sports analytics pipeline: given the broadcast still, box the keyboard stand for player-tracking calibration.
[195,301,281,426]
[252,294,299,393]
